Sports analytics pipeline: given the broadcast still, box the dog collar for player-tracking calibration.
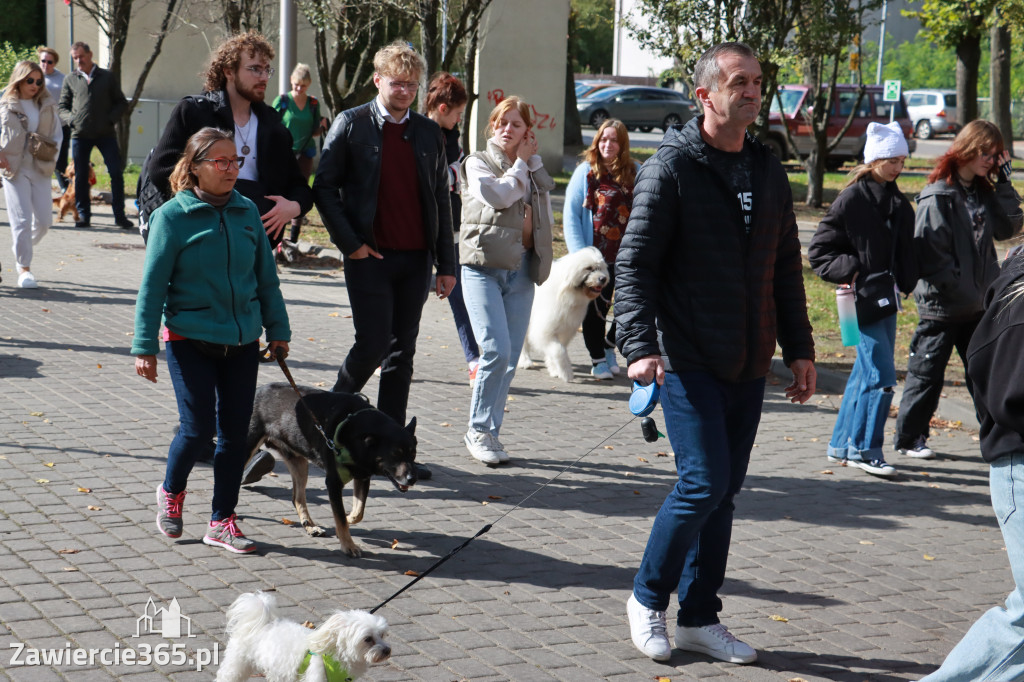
[298,650,352,681]
[331,409,375,486]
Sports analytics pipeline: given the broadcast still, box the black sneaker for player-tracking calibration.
[115,217,135,230]
[850,458,897,477]
[241,450,276,485]
[74,220,90,228]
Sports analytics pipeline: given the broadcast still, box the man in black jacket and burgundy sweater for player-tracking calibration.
[616,42,816,665]
[308,40,455,481]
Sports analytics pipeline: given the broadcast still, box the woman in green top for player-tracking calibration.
[272,63,327,242]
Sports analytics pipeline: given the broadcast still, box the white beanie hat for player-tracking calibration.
[863,121,909,164]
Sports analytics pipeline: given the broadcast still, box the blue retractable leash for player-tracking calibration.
[629,381,665,442]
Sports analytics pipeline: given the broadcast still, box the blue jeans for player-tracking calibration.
[633,370,765,626]
[827,314,897,462]
[922,454,1024,681]
[71,136,127,223]
[447,238,480,365]
[461,251,534,436]
[163,340,260,521]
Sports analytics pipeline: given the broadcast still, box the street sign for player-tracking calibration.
[883,79,901,102]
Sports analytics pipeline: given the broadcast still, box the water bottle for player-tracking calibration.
[836,286,860,347]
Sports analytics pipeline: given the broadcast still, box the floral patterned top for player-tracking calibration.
[584,170,633,264]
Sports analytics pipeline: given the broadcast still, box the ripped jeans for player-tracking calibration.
[827,313,897,462]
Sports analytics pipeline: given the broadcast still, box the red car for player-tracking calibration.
[765,83,916,170]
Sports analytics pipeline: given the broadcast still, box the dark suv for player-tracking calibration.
[765,84,916,169]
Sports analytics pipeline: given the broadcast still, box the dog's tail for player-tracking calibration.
[224,591,277,641]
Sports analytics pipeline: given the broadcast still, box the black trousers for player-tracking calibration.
[581,262,615,361]
[894,315,980,448]
[333,249,432,426]
[55,125,70,191]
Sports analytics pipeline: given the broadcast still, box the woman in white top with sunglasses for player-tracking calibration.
[0,60,63,288]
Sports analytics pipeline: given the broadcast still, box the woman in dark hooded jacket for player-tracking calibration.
[809,121,917,478]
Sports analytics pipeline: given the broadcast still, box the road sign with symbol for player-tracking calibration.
[883,80,901,102]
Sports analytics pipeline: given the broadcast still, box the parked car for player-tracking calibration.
[577,86,698,132]
[574,80,616,99]
[904,89,959,139]
[765,83,916,170]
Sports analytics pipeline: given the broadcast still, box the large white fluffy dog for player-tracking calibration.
[216,591,390,681]
[518,246,610,382]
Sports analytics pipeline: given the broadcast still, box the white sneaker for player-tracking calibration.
[627,593,671,661]
[464,429,501,466]
[675,623,757,664]
[17,271,37,289]
[490,433,510,463]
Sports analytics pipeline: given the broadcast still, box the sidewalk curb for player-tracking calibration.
[770,357,979,428]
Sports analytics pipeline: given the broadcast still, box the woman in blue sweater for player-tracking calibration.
[132,127,290,553]
[564,119,637,379]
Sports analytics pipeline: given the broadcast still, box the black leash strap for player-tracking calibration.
[260,347,339,456]
[368,417,638,614]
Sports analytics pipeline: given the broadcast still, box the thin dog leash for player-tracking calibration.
[259,347,343,458]
[261,348,646,615]
[367,415,639,614]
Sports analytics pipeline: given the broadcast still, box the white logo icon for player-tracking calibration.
[135,597,194,639]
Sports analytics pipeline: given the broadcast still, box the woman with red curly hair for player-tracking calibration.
[564,118,638,379]
[894,119,1022,459]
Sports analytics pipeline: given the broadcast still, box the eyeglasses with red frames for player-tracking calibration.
[198,157,245,171]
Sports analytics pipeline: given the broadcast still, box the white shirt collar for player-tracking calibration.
[374,96,410,125]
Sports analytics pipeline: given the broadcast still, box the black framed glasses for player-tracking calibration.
[39,59,54,65]
[198,157,244,171]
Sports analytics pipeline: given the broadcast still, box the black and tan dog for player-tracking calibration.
[245,383,418,557]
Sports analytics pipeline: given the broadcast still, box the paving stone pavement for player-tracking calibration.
[0,200,1011,681]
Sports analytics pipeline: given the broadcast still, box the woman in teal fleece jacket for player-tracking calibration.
[132,127,290,554]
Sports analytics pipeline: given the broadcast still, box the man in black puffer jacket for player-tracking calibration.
[617,42,816,666]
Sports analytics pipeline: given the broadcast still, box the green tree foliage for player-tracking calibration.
[0,0,45,49]
[876,33,957,89]
[571,0,614,75]
[0,42,40,86]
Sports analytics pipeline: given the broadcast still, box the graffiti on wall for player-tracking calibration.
[487,89,557,130]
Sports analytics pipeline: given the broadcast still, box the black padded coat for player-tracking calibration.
[614,117,814,382]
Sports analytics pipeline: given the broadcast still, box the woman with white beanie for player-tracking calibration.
[807,121,918,477]
[893,119,1022,460]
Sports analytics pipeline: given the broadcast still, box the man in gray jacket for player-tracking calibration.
[58,42,132,229]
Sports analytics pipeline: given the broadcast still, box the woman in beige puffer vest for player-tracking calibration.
[0,61,62,288]
[458,95,554,467]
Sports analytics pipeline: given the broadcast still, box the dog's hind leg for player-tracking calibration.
[281,456,326,537]
[347,478,369,525]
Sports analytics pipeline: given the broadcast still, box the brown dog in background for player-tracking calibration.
[53,165,96,223]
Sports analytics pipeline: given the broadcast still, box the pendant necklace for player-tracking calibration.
[236,115,252,156]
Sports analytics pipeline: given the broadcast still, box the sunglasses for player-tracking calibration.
[39,59,55,65]
[23,77,43,86]
[198,157,244,171]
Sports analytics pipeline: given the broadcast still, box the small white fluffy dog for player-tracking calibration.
[216,591,390,682]
[519,246,610,382]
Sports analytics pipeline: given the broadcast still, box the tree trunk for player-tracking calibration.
[805,139,827,207]
[955,33,981,125]
[991,21,1013,155]
[418,0,440,84]
[563,53,582,148]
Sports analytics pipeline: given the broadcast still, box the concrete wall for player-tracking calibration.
[468,0,570,173]
[612,0,675,80]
